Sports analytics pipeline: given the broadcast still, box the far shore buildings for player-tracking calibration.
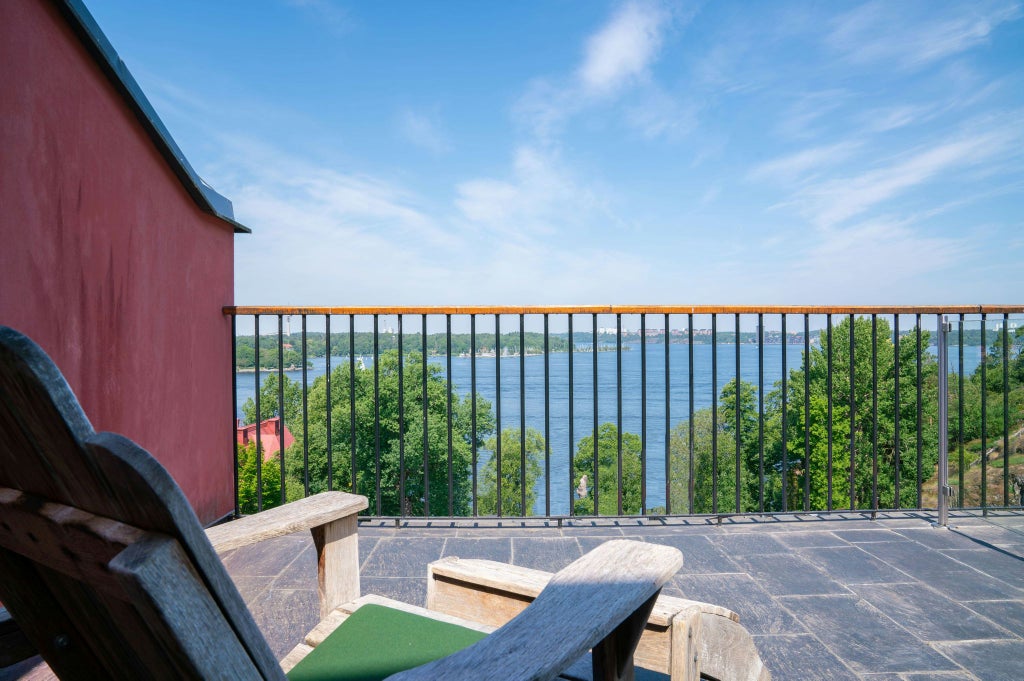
[236,417,295,461]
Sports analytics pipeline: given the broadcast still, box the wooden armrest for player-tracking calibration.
[205,492,368,618]
[387,540,682,681]
[204,491,367,553]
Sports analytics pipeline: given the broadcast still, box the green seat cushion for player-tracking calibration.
[286,604,488,681]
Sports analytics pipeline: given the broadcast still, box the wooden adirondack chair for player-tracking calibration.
[0,326,682,680]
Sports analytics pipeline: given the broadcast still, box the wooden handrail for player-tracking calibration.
[225,304,1024,316]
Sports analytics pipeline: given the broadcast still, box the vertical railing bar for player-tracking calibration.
[712,314,718,515]
[850,314,856,511]
[667,315,674,514]
[1003,314,1010,506]
[348,315,356,496]
[937,316,951,525]
[803,314,810,512]
[422,314,429,518]
[325,316,333,492]
[921,315,929,507]
[758,313,765,513]
[617,313,624,516]
[520,314,527,516]
[826,315,833,512]
[592,313,599,515]
[981,315,987,513]
[736,313,742,514]
[894,315,901,509]
[543,314,551,517]
[447,315,454,517]
[470,315,478,516]
[277,316,285,505]
[495,315,502,517]
[686,315,692,515]
[231,314,239,516]
[640,314,647,515]
[958,314,965,507]
[781,313,788,513]
[302,315,309,498]
[871,315,878,512]
[398,314,405,517]
[254,315,262,512]
[372,315,380,515]
[569,315,575,516]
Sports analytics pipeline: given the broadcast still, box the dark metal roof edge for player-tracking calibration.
[54,0,251,234]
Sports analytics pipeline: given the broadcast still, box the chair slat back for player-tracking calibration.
[0,327,284,679]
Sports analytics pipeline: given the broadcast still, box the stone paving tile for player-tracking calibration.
[272,542,319,589]
[963,599,1024,637]
[831,528,904,543]
[900,673,977,681]
[360,537,446,577]
[359,535,380,568]
[894,527,982,549]
[774,530,850,548]
[778,595,960,674]
[797,545,911,584]
[849,583,1009,642]
[577,536,630,555]
[642,534,743,574]
[245,587,319,660]
[670,573,805,635]
[220,534,308,576]
[456,524,563,537]
[934,640,1024,681]
[939,548,1024,590]
[229,574,274,603]
[360,577,429,608]
[707,532,791,554]
[728,552,850,596]
[511,536,583,570]
[751,634,859,681]
[952,524,1024,545]
[440,537,512,563]
[858,540,1023,601]
[559,524,628,536]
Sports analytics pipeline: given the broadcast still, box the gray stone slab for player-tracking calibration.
[360,537,446,577]
[775,531,850,548]
[220,533,309,577]
[894,527,981,549]
[900,673,976,681]
[671,573,805,635]
[642,534,743,574]
[245,587,319,660]
[963,600,1024,637]
[858,540,1023,601]
[778,595,960,674]
[708,532,791,554]
[728,552,850,596]
[273,542,319,588]
[952,524,1024,545]
[361,577,428,608]
[456,524,563,537]
[511,536,583,570]
[359,535,380,569]
[831,528,903,543]
[934,640,1024,681]
[229,574,273,603]
[750,634,859,681]
[939,548,1024,590]
[797,545,911,584]
[850,583,1009,642]
[441,537,512,563]
[577,536,630,556]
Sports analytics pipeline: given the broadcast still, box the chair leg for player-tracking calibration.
[669,606,702,681]
[310,514,360,619]
[591,591,660,681]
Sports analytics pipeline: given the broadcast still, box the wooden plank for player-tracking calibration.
[0,607,35,667]
[205,492,367,553]
[311,513,361,619]
[670,606,702,681]
[698,613,771,681]
[387,540,682,681]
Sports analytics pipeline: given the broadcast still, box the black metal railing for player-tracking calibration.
[226,306,1024,520]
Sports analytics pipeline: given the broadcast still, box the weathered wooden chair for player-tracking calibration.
[0,326,683,680]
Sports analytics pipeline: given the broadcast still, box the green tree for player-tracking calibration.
[241,372,304,426]
[478,428,544,516]
[236,442,282,514]
[284,351,494,516]
[573,423,642,515]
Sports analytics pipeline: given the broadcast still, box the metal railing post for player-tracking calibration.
[937,316,951,527]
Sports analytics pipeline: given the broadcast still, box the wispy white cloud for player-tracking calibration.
[398,109,451,154]
[578,1,671,96]
[748,141,861,183]
[827,1,1022,71]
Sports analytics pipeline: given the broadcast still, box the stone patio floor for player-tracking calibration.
[4,511,1023,680]
[224,510,1024,681]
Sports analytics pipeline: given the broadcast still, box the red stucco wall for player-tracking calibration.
[0,0,236,524]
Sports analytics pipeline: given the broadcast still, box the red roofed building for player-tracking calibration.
[236,418,295,461]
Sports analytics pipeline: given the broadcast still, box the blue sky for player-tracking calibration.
[87,0,1024,306]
